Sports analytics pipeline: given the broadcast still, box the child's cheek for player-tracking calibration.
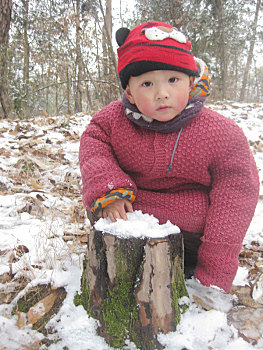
[139,99,154,117]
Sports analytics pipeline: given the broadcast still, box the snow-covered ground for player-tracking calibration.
[0,101,262,349]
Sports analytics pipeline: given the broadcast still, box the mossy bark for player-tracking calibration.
[79,228,188,349]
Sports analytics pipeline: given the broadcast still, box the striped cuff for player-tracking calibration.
[91,188,135,217]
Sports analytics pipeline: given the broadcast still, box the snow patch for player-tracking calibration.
[94,210,180,238]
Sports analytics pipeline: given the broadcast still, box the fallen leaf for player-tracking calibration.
[79,234,88,243]
[252,275,263,305]
[15,245,29,258]
[63,233,88,243]
[255,261,263,269]
[26,291,59,325]
[0,148,11,157]
[16,311,25,329]
[231,285,262,308]
[0,127,8,133]
[63,235,75,242]
[243,319,262,343]
[250,243,263,253]
[23,340,42,350]
[0,272,12,283]
[25,155,49,171]
[30,179,42,190]
[228,307,263,345]
[239,250,253,259]
[36,194,45,201]
[192,295,212,311]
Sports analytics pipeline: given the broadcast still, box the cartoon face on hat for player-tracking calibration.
[116,21,199,89]
[142,25,187,43]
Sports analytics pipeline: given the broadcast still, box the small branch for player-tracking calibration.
[32,78,119,94]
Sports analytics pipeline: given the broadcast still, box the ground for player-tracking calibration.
[0,101,262,349]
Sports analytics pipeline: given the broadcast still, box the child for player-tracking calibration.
[79,21,259,294]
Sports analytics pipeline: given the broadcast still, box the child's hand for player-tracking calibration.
[102,199,134,222]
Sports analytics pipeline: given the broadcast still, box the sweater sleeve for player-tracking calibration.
[194,122,259,292]
[79,103,137,210]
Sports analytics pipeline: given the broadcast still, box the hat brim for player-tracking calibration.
[119,61,199,89]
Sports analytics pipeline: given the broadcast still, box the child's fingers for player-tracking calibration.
[102,199,133,222]
[118,204,128,221]
[104,208,119,222]
[107,211,117,222]
[124,200,134,213]
[103,207,127,222]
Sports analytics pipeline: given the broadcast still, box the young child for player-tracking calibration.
[79,21,259,294]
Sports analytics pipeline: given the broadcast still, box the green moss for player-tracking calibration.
[101,247,141,349]
[171,279,180,325]
[171,261,189,325]
[74,272,94,317]
[15,286,44,313]
[74,246,142,349]
[102,275,138,348]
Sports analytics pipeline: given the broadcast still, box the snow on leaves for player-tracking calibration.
[0,113,91,337]
[0,103,262,348]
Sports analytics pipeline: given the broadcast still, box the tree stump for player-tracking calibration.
[76,226,188,349]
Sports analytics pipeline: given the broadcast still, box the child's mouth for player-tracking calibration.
[157,106,171,112]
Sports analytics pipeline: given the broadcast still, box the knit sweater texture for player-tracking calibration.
[79,101,259,292]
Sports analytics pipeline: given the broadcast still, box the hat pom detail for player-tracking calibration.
[116,27,130,46]
[142,26,187,43]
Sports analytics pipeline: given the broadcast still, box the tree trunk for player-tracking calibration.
[101,0,112,105]
[21,0,30,119]
[239,0,261,102]
[55,64,58,115]
[76,228,188,349]
[253,59,260,102]
[215,0,227,100]
[66,67,71,115]
[74,0,83,113]
[0,0,12,118]
[99,0,122,102]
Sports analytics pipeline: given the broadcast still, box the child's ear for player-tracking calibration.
[125,86,135,104]
[189,76,195,91]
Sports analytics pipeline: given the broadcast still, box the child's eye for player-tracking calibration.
[169,77,178,83]
[142,81,152,87]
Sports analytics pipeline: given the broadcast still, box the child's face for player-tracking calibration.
[125,70,194,122]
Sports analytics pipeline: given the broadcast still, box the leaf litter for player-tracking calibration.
[0,103,262,349]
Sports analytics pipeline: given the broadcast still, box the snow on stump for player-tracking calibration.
[75,211,189,349]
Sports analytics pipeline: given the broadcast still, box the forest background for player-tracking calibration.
[0,0,262,120]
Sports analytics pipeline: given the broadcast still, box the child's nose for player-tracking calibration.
[156,87,169,100]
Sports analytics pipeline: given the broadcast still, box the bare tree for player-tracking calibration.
[21,0,30,118]
[99,0,122,104]
[74,0,83,113]
[214,0,227,100]
[239,0,261,101]
[0,0,12,118]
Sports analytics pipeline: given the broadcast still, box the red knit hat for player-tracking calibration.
[116,21,199,89]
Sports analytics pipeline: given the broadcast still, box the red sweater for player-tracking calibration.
[79,101,259,292]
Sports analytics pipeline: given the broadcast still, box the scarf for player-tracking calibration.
[122,94,206,134]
